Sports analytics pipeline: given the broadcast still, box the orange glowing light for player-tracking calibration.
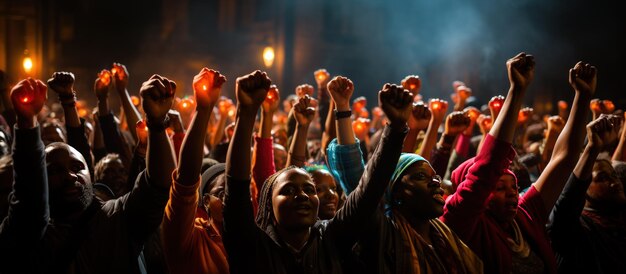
[182,102,189,108]
[431,102,441,110]
[228,108,235,117]
[111,68,118,75]
[79,109,88,117]
[23,57,33,74]
[603,100,615,113]
[263,47,275,68]
[409,84,417,90]
[468,110,479,119]
[21,97,30,103]
[131,96,140,106]
[590,101,601,111]
[558,101,568,110]
[202,84,207,91]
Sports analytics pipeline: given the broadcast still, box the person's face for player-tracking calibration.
[394,161,445,220]
[587,161,626,208]
[311,170,338,220]
[98,158,128,197]
[486,174,519,224]
[272,168,319,230]
[274,146,287,170]
[42,124,66,146]
[45,144,93,220]
[0,131,9,156]
[273,129,288,148]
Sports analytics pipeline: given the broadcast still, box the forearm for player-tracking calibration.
[62,104,81,128]
[97,98,110,118]
[287,124,309,167]
[431,134,456,176]
[489,87,525,143]
[419,117,443,160]
[146,130,176,189]
[551,92,590,160]
[574,144,600,180]
[226,108,256,181]
[177,109,212,185]
[260,110,274,138]
[118,89,141,141]
[210,115,227,150]
[321,100,336,154]
[402,129,420,153]
[335,102,356,145]
[612,124,626,161]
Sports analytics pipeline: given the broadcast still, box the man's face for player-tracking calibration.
[96,157,128,197]
[0,131,9,156]
[45,143,93,220]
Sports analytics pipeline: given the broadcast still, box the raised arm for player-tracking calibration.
[533,62,595,214]
[0,78,48,243]
[329,83,412,246]
[404,101,431,153]
[286,95,316,167]
[253,85,279,189]
[540,116,565,169]
[112,63,141,142]
[418,98,448,160]
[612,112,626,162]
[177,68,225,185]
[141,75,177,189]
[47,72,94,174]
[430,111,469,176]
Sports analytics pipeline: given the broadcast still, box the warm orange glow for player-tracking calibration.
[111,68,118,75]
[23,57,33,74]
[590,101,601,111]
[202,84,207,91]
[131,96,140,106]
[558,101,568,110]
[409,84,417,90]
[468,110,479,119]
[431,102,441,110]
[263,47,275,68]
[228,107,236,117]
[518,111,528,123]
[603,100,615,113]
[100,72,111,86]
[182,102,189,108]
[21,96,30,103]
[78,108,88,117]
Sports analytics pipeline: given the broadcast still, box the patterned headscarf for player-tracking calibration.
[384,153,427,215]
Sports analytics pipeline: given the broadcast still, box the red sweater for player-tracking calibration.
[441,134,557,274]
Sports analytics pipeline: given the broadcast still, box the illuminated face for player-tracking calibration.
[311,169,338,220]
[486,174,519,224]
[273,144,287,170]
[272,168,319,230]
[45,143,93,220]
[587,160,626,208]
[394,161,445,220]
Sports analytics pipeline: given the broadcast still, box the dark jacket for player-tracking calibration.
[223,125,407,274]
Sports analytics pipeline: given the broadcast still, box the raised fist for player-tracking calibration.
[11,78,48,126]
[506,52,535,90]
[94,69,112,100]
[428,98,449,122]
[378,83,413,127]
[546,115,565,134]
[518,107,534,125]
[352,96,367,113]
[140,74,176,123]
[193,68,226,108]
[236,70,272,109]
[477,114,493,134]
[569,61,597,96]
[353,117,371,140]
[314,69,331,87]
[112,62,129,92]
[408,102,431,130]
[293,95,316,126]
[489,95,505,120]
[444,111,471,136]
[218,96,234,116]
[587,114,621,150]
[295,84,314,98]
[47,71,75,97]
[463,106,481,135]
[262,85,280,114]
[327,76,354,109]
[401,75,421,94]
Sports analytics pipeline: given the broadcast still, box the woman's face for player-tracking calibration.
[272,168,320,230]
[587,160,626,208]
[486,174,519,224]
[394,161,445,220]
[311,169,339,220]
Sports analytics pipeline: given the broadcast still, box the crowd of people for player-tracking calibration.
[0,52,624,273]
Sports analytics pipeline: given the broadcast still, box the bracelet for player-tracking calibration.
[334,109,352,120]
[146,116,171,132]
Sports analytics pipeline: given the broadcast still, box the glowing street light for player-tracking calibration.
[23,50,33,75]
[263,46,275,68]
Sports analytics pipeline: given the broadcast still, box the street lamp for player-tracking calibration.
[23,50,33,75]
[263,46,275,68]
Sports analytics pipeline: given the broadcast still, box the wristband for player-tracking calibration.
[334,109,352,120]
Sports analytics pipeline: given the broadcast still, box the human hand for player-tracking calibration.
[518,107,534,125]
[167,110,184,133]
[401,75,421,95]
[378,83,413,128]
[262,84,280,114]
[140,75,176,123]
[295,84,314,98]
[235,70,272,111]
[507,52,535,90]
[428,98,449,122]
[314,69,330,88]
[293,95,316,126]
[193,68,226,109]
[463,106,481,135]
[587,114,621,150]
[218,96,234,117]
[47,71,75,98]
[489,95,505,120]
[352,117,371,140]
[111,62,129,93]
[477,114,493,134]
[11,78,47,128]
[408,102,431,130]
[327,76,354,110]
[444,111,471,136]
[569,61,597,97]
[546,115,565,134]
